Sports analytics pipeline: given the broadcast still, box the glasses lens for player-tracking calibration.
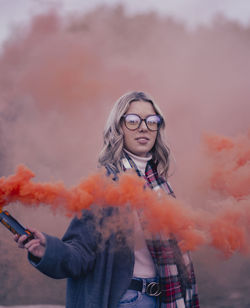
[146,115,162,131]
[124,114,140,130]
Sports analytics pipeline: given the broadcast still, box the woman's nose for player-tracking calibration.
[138,119,148,131]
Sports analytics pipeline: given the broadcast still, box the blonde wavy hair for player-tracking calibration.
[98,91,170,179]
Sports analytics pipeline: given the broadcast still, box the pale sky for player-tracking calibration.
[1,0,250,47]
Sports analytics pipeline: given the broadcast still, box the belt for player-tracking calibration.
[128,279,161,297]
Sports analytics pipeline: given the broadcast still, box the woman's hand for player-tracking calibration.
[14,228,46,258]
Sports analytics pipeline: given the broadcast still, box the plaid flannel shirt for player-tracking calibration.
[121,152,200,308]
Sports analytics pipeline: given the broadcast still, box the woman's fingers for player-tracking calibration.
[28,228,46,245]
[14,234,19,242]
[17,234,28,247]
[25,239,46,258]
[14,227,47,258]
[25,238,41,249]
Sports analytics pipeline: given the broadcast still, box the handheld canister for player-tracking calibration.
[0,210,34,244]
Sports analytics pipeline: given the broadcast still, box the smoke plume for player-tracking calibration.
[1,129,249,256]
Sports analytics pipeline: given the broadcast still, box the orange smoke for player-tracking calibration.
[204,133,250,256]
[204,133,250,199]
[0,164,203,252]
[0,9,249,258]
[209,202,249,258]
[1,130,249,258]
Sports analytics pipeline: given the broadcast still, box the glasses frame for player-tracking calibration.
[122,113,163,131]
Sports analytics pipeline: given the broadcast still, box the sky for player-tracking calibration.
[1,0,250,47]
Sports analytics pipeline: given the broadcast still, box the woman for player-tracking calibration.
[16,91,199,307]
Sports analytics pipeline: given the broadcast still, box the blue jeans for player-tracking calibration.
[118,278,158,308]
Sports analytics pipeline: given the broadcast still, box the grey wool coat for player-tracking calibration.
[29,208,135,308]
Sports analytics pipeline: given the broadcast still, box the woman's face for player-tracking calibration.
[121,100,158,157]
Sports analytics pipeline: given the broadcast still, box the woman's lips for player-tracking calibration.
[135,137,150,144]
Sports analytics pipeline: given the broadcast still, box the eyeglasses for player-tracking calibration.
[122,114,163,131]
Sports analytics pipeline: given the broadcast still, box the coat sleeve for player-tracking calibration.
[28,211,98,279]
